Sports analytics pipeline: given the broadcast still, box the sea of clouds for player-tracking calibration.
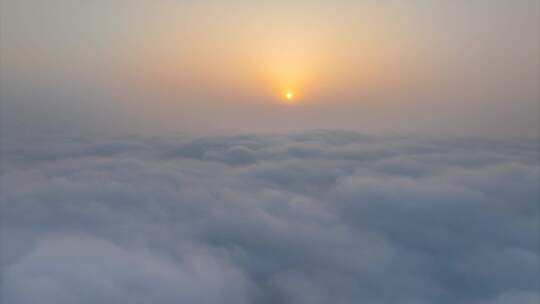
[1,130,539,304]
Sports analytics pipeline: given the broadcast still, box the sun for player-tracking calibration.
[285,91,294,100]
[281,91,298,104]
[279,88,298,104]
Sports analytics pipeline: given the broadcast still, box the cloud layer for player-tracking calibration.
[1,130,539,303]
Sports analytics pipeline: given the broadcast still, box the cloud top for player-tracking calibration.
[1,130,539,303]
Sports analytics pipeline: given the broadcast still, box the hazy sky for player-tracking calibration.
[1,0,539,137]
[1,3,539,302]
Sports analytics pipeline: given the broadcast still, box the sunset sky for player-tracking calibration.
[1,2,539,304]
[1,0,539,137]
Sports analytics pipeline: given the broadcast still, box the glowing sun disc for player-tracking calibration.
[285,92,294,100]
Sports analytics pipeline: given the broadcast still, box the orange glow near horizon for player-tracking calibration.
[126,1,419,107]
[282,90,296,104]
[285,92,293,100]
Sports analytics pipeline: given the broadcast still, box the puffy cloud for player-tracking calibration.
[2,237,253,304]
[1,130,538,303]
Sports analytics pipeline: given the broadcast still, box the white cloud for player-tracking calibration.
[1,131,539,303]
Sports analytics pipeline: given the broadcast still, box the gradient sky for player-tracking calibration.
[1,3,539,303]
[1,0,539,137]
